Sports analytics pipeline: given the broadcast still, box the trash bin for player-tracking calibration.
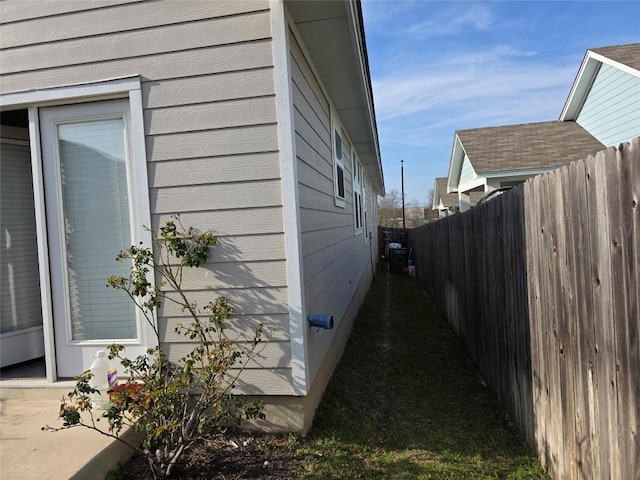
[389,247,408,274]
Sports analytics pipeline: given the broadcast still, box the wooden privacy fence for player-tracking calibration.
[408,138,639,480]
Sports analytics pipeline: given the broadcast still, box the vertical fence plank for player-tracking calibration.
[592,149,619,478]
[583,153,603,479]
[549,169,564,477]
[604,146,624,479]
[614,140,640,480]
[526,175,547,471]
[628,138,640,479]
[462,213,476,362]
[568,158,595,478]
[555,165,577,479]
[515,185,535,446]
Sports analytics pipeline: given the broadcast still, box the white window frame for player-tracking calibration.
[332,122,346,208]
[363,173,372,243]
[0,76,153,382]
[352,151,363,235]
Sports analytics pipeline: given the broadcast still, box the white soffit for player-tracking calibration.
[286,0,383,194]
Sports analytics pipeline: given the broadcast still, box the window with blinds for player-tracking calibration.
[352,152,363,234]
[333,127,346,208]
[0,141,43,335]
[56,118,136,340]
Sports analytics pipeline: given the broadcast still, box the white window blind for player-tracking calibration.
[0,141,43,334]
[57,119,136,340]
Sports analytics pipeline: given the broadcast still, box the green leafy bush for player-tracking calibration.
[53,219,270,478]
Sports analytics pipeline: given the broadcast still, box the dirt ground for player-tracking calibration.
[117,432,305,479]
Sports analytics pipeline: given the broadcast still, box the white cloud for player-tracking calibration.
[405,4,494,38]
[372,46,576,125]
[361,0,422,33]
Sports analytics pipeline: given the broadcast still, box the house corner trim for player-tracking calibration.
[270,0,309,395]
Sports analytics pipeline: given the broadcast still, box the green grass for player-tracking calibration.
[293,267,549,479]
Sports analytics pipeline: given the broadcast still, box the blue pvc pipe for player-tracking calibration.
[307,314,334,329]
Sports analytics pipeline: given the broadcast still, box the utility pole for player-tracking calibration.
[401,159,406,231]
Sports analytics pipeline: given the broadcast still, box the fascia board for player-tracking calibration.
[446,134,464,193]
[458,168,554,193]
[346,0,384,195]
[431,178,440,209]
[458,176,486,193]
[591,51,640,78]
[480,167,556,179]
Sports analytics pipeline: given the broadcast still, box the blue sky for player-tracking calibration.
[361,1,640,205]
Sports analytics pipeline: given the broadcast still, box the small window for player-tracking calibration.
[363,176,370,242]
[333,128,345,207]
[352,152,363,234]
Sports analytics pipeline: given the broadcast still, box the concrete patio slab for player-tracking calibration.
[0,393,139,480]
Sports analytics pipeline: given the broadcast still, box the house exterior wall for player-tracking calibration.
[576,63,640,146]
[0,0,293,394]
[460,153,475,184]
[288,26,375,388]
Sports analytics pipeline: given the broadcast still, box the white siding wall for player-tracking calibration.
[289,29,374,386]
[0,0,292,394]
[460,153,475,184]
[576,63,640,146]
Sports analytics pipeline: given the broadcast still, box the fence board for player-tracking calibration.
[408,137,639,479]
[628,138,640,479]
[614,140,639,480]
[567,159,593,478]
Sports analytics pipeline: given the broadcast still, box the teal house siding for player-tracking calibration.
[576,63,640,146]
[460,153,475,184]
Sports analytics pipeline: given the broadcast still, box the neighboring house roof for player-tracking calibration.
[286,0,384,195]
[469,191,485,205]
[446,43,634,197]
[561,43,640,122]
[590,43,640,71]
[448,121,605,190]
[433,177,458,209]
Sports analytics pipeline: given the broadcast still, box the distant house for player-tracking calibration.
[560,43,640,146]
[432,177,460,217]
[0,0,383,434]
[432,177,484,217]
[404,206,429,228]
[423,207,439,224]
[446,121,605,211]
[446,43,638,212]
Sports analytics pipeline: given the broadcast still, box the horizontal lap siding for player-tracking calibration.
[289,28,373,386]
[0,0,292,394]
[0,0,264,47]
[576,64,640,146]
[0,0,144,25]
[460,153,475,184]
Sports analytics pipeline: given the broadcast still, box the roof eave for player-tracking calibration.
[286,0,384,195]
[446,134,464,193]
[560,49,640,121]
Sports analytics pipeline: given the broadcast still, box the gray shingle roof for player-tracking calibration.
[470,191,485,205]
[456,121,606,174]
[434,177,458,207]
[591,43,640,71]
